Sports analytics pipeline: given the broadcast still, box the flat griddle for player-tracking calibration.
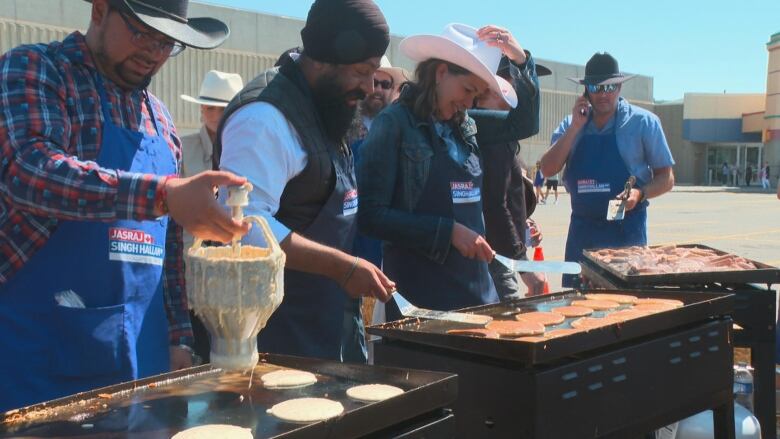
[582,244,780,286]
[367,289,734,365]
[0,354,456,439]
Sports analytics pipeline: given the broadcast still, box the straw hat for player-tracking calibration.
[180,70,243,107]
[378,56,410,86]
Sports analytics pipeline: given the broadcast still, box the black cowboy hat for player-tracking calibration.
[497,57,552,78]
[84,0,229,49]
[568,52,635,85]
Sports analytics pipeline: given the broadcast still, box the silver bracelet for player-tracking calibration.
[341,256,360,287]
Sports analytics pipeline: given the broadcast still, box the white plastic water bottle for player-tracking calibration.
[733,362,754,413]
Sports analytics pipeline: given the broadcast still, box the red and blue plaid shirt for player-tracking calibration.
[0,32,192,347]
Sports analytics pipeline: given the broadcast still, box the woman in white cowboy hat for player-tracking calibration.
[357,23,540,319]
[180,70,243,179]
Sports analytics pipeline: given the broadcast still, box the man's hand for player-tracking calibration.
[623,188,643,212]
[452,222,494,262]
[342,258,395,302]
[169,346,193,371]
[526,219,542,247]
[571,96,590,129]
[165,171,252,243]
[520,272,547,296]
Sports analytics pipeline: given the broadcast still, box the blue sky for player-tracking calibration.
[202,0,780,102]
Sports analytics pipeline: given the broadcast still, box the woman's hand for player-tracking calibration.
[526,219,542,247]
[451,222,494,262]
[476,25,526,65]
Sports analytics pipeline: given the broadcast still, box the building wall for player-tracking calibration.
[0,0,656,155]
[654,103,703,184]
[683,93,765,144]
[764,32,780,178]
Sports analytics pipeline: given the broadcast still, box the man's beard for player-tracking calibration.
[93,30,153,89]
[115,60,153,89]
[361,93,386,118]
[311,72,365,143]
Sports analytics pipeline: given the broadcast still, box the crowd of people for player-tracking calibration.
[720,161,772,188]
[0,0,681,411]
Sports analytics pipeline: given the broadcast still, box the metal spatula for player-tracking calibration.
[391,290,492,325]
[494,254,582,275]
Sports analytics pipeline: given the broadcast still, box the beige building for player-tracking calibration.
[653,32,780,187]
[0,0,655,166]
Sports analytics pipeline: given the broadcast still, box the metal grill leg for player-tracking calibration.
[712,401,736,439]
[752,342,776,439]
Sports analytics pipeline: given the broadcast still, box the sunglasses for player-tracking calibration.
[118,11,185,57]
[373,79,393,90]
[586,83,619,94]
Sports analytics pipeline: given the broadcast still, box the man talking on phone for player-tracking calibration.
[539,52,675,287]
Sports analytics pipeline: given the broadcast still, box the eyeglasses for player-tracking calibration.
[118,12,185,57]
[373,79,393,90]
[586,83,619,94]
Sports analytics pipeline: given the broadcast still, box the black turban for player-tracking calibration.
[301,0,390,65]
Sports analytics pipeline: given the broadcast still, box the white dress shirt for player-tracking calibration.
[219,101,308,245]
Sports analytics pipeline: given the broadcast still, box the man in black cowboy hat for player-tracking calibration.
[0,0,249,411]
[540,52,675,287]
[213,0,395,363]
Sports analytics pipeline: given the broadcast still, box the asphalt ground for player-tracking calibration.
[526,186,780,293]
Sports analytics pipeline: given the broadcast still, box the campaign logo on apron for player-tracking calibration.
[577,178,611,194]
[451,181,481,204]
[343,189,358,216]
[108,227,164,266]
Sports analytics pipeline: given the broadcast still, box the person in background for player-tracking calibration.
[746,164,753,187]
[347,55,410,165]
[345,55,409,348]
[533,161,545,203]
[540,52,674,288]
[179,69,243,248]
[544,171,560,204]
[214,0,395,362]
[762,162,771,189]
[358,23,540,320]
[721,162,729,185]
[475,57,547,299]
[0,0,249,412]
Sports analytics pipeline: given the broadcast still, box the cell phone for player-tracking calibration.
[580,90,589,116]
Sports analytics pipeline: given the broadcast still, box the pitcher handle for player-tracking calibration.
[244,215,283,254]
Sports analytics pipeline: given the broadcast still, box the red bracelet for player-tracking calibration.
[156,175,176,216]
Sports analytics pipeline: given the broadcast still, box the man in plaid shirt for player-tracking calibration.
[0,0,250,411]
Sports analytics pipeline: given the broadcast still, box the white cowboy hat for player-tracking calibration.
[378,56,411,86]
[400,23,518,108]
[181,70,243,107]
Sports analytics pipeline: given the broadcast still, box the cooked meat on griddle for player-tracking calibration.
[588,245,757,274]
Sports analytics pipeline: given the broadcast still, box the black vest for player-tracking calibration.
[213,62,341,232]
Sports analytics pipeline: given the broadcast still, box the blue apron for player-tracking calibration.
[0,75,174,412]
[258,148,365,361]
[383,137,498,321]
[562,120,648,287]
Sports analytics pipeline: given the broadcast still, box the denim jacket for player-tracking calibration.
[357,54,540,264]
